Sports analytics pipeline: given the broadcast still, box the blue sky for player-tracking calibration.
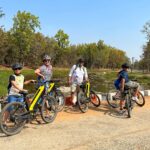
[0,0,150,60]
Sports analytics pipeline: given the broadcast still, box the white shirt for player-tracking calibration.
[69,65,88,84]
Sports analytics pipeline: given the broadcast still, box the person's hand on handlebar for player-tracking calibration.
[19,89,28,94]
[30,80,37,83]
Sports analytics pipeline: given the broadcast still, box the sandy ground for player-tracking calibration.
[0,97,150,150]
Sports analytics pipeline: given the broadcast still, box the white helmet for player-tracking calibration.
[43,55,51,61]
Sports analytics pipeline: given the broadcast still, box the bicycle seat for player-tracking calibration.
[19,90,28,96]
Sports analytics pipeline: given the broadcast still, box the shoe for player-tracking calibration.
[58,97,63,105]
[113,92,121,100]
[132,96,138,102]
[84,98,90,103]
[72,103,78,108]
[118,109,126,115]
[2,124,7,129]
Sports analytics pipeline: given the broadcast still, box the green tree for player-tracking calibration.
[141,21,150,72]
[96,40,110,68]
[10,11,40,64]
[54,29,69,48]
[142,21,150,40]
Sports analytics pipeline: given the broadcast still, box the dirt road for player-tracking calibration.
[0,97,150,150]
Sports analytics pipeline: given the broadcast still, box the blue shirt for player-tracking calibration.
[114,70,129,89]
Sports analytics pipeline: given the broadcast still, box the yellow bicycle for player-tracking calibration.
[0,80,57,136]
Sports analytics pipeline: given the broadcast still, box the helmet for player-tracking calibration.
[78,58,84,63]
[12,63,22,70]
[43,55,51,61]
[121,63,130,68]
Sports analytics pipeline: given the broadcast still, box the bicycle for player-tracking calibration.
[107,87,145,109]
[39,79,65,112]
[107,87,145,118]
[77,82,101,113]
[0,81,57,136]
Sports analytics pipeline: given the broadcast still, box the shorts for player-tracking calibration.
[71,84,78,93]
[8,95,24,103]
[120,81,139,100]
[7,95,24,112]
[125,81,139,89]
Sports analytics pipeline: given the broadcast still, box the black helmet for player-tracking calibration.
[12,63,22,70]
[121,63,130,68]
[43,55,51,61]
[78,58,84,63]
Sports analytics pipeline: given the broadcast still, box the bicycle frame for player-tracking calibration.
[85,82,90,98]
[79,82,90,98]
[29,81,55,111]
[29,85,45,111]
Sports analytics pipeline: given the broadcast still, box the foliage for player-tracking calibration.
[10,11,40,64]
[0,10,129,69]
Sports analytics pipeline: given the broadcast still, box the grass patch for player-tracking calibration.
[0,68,150,96]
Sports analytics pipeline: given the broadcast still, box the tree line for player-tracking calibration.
[0,9,130,69]
[134,21,150,72]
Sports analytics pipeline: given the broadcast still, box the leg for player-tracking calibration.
[119,93,126,114]
[4,96,17,123]
[71,84,77,105]
[120,99,125,110]
[16,97,24,103]
[125,81,140,101]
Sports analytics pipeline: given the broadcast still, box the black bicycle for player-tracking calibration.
[107,86,144,118]
[107,88,145,109]
[77,82,101,113]
[45,79,65,112]
[0,81,57,136]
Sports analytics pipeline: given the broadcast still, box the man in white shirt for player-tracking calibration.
[68,58,88,105]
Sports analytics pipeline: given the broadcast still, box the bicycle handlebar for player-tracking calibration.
[19,90,29,95]
[38,79,61,84]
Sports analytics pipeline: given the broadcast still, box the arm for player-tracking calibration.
[68,65,76,85]
[84,68,89,81]
[24,80,36,85]
[35,68,45,79]
[120,78,125,92]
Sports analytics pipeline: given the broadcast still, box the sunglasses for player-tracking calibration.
[43,59,51,62]
[14,68,21,70]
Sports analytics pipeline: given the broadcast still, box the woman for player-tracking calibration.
[35,54,53,83]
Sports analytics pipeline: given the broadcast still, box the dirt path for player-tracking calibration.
[0,97,150,150]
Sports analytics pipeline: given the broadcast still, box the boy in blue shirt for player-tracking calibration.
[114,63,139,113]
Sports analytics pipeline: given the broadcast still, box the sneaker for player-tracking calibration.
[72,102,78,108]
[118,109,126,115]
[113,92,121,100]
[2,124,7,129]
[132,96,138,102]
[58,97,64,105]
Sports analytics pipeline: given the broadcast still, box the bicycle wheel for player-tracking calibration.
[90,90,101,107]
[55,90,65,112]
[41,96,57,123]
[135,91,145,107]
[106,90,120,108]
[0,102,27,136]
[125,94,131,118]
[77,91,88,113]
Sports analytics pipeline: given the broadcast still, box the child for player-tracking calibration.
[114,63,139,114]
[7,63,35,103]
